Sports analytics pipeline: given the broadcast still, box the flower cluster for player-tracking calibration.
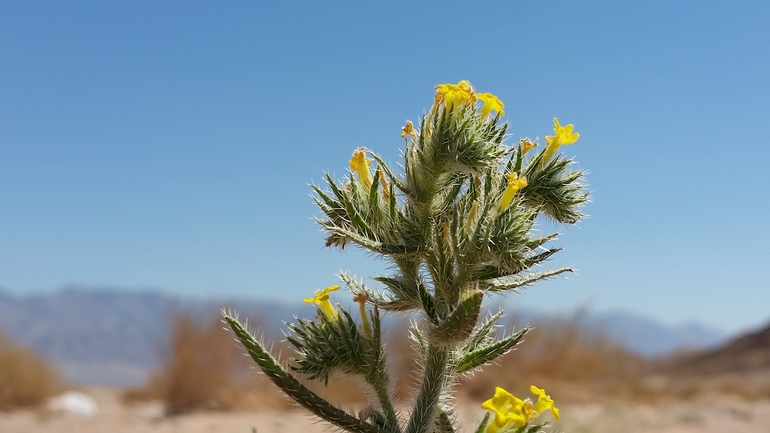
[429,80,505,123]
[482,386,560,433]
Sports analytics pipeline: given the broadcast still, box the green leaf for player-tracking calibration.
[462,310,503,352]
[456,327,529,374]
[481,268,572,292]
[329,227,419,255]
[418,283,438,325]
[430,292,483,347]
[372,275,422,306]
[223,314,384,433]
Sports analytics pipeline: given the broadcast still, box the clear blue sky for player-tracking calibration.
[1,1,768,335]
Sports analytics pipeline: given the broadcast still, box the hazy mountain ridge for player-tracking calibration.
[0,287,729,386]
[659,319,770,376]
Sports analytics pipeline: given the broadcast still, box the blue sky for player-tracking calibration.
[1,1,768,335]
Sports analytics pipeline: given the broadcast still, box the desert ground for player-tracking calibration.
[2,388,770,433]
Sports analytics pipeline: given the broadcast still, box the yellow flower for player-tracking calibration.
[435,80,477,108]
[530,385,560,420]
[349,148,372,189]
[481,387,529,433]
[353,293,371,337]
[481,385,559,432]
[457,80,474,95]
[377,168,390,201]
[542,118,579,166]
[520,138,537,155]
[401,120,417,139]
[497,173,527,213]
[477,93,505,117]
[304,285,340,321]
[466,200,478,234]
[442,222,452,253]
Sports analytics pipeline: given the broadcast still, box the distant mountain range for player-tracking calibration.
[0,287,733,387]
[658,320,770,376]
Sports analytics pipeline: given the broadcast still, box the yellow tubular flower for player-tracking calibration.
[435,80,476,109]
[349,148,373,189]
[481,387,529,433]
[304,285,340,321]
[442,222,452,253]
[378,168,390,201]
[401,120,417,139]
[530,385,560,420]
[497,173,528,213]
[457,80,477,103]
[520,138,537,155]
[353,293,371,337]
[476,93,505,118]
[466,200,478,234]
[542,118,579,166]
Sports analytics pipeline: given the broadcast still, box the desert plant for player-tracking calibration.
[225,80,588,433]
[0,332,61,411]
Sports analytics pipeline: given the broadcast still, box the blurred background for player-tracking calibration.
[1,1,769,431]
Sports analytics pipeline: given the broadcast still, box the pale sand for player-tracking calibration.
[2,388,770,433]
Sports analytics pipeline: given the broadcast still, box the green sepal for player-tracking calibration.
[369,166,382,214]
[513,142,525,174]
[369,152,408,195]
[524,423,547,433]
[325,172,347,202]
[473,412,491,433]
[430,291,483,347]
[312,185,345,220]
[286,307,369,383]
[343,189,375,237]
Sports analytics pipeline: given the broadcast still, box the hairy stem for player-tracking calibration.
[369,370,400,433]
[405,347,449,433]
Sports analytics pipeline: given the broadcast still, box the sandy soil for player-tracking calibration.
[2,388,770,433]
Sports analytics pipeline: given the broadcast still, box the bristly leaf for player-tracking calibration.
[462,310,504,353]
[455,327,529,374]
[430,291,483,347]
[223,314,384,433]
[328,226,419,255]
[418,283,438,325]
[373,275,423,308]
[481,268,572,292]
[341,273,420,312]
